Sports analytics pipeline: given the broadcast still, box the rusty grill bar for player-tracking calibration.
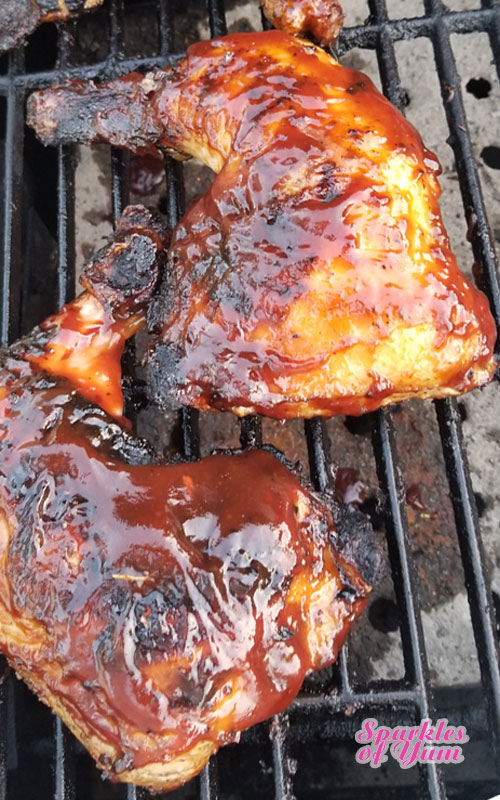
[0,0,500,798]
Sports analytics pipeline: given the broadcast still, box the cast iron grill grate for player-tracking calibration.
[0,1,500,798]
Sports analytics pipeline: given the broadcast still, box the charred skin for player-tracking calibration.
[27,31,496,419]
[0,205,376,791]
[0,0,103,54]
[261,0,343,45]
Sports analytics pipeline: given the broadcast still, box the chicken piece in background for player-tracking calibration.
[261,0,344,45]
[0,0,104,54]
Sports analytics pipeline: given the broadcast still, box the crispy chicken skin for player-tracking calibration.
[0,0,103,54]
[0,205,376,791]
[261,0,343,45]
[27,31,497,419]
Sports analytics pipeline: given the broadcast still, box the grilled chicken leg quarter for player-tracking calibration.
[28,31,497,418]
[0,206,376,791]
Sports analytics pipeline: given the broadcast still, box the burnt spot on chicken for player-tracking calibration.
[331,502,383,590]
[134,586,189,653]
[0,0,104,54]
[0,0,41,54]
[81,205,166,315]
[145,339,183,410]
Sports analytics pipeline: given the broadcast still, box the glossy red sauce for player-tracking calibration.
[27,31,497,418]
[149,33,496,416]
[0,230,372,781]
[26,292,142,420]
[0,371,368,769]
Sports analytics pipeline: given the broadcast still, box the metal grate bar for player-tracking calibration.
[0,53,182,92]
[55,22,77,309]
[372,410,444,798]
[56,146,76,308]
[206,0,228,38]
[56,22,76,71]
[111,150,130,222]
[109,0,126,61]
[292,687,419,711]
[368,0,407,107]
[239,415,263,448]
[126,785,150,800]
[304,418,331,495]
[435,397,500,774]
[199,757,218,800]
[337,7,500,55]
[158,0,174,55]
[163,156,184,232]
[54,719,75,800]
[51,24,79,800]
[1,55,25,346]
[0,59,22,786]
[336,646,350,695]
[481,0,500,85]
[111,141,133,418]
[421,0,500,776]
[270,714,293,800]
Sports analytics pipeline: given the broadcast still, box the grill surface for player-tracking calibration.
[1,1,500,799]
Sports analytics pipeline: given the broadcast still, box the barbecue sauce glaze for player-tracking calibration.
[28,31,497,418]
[0,207,374,790]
